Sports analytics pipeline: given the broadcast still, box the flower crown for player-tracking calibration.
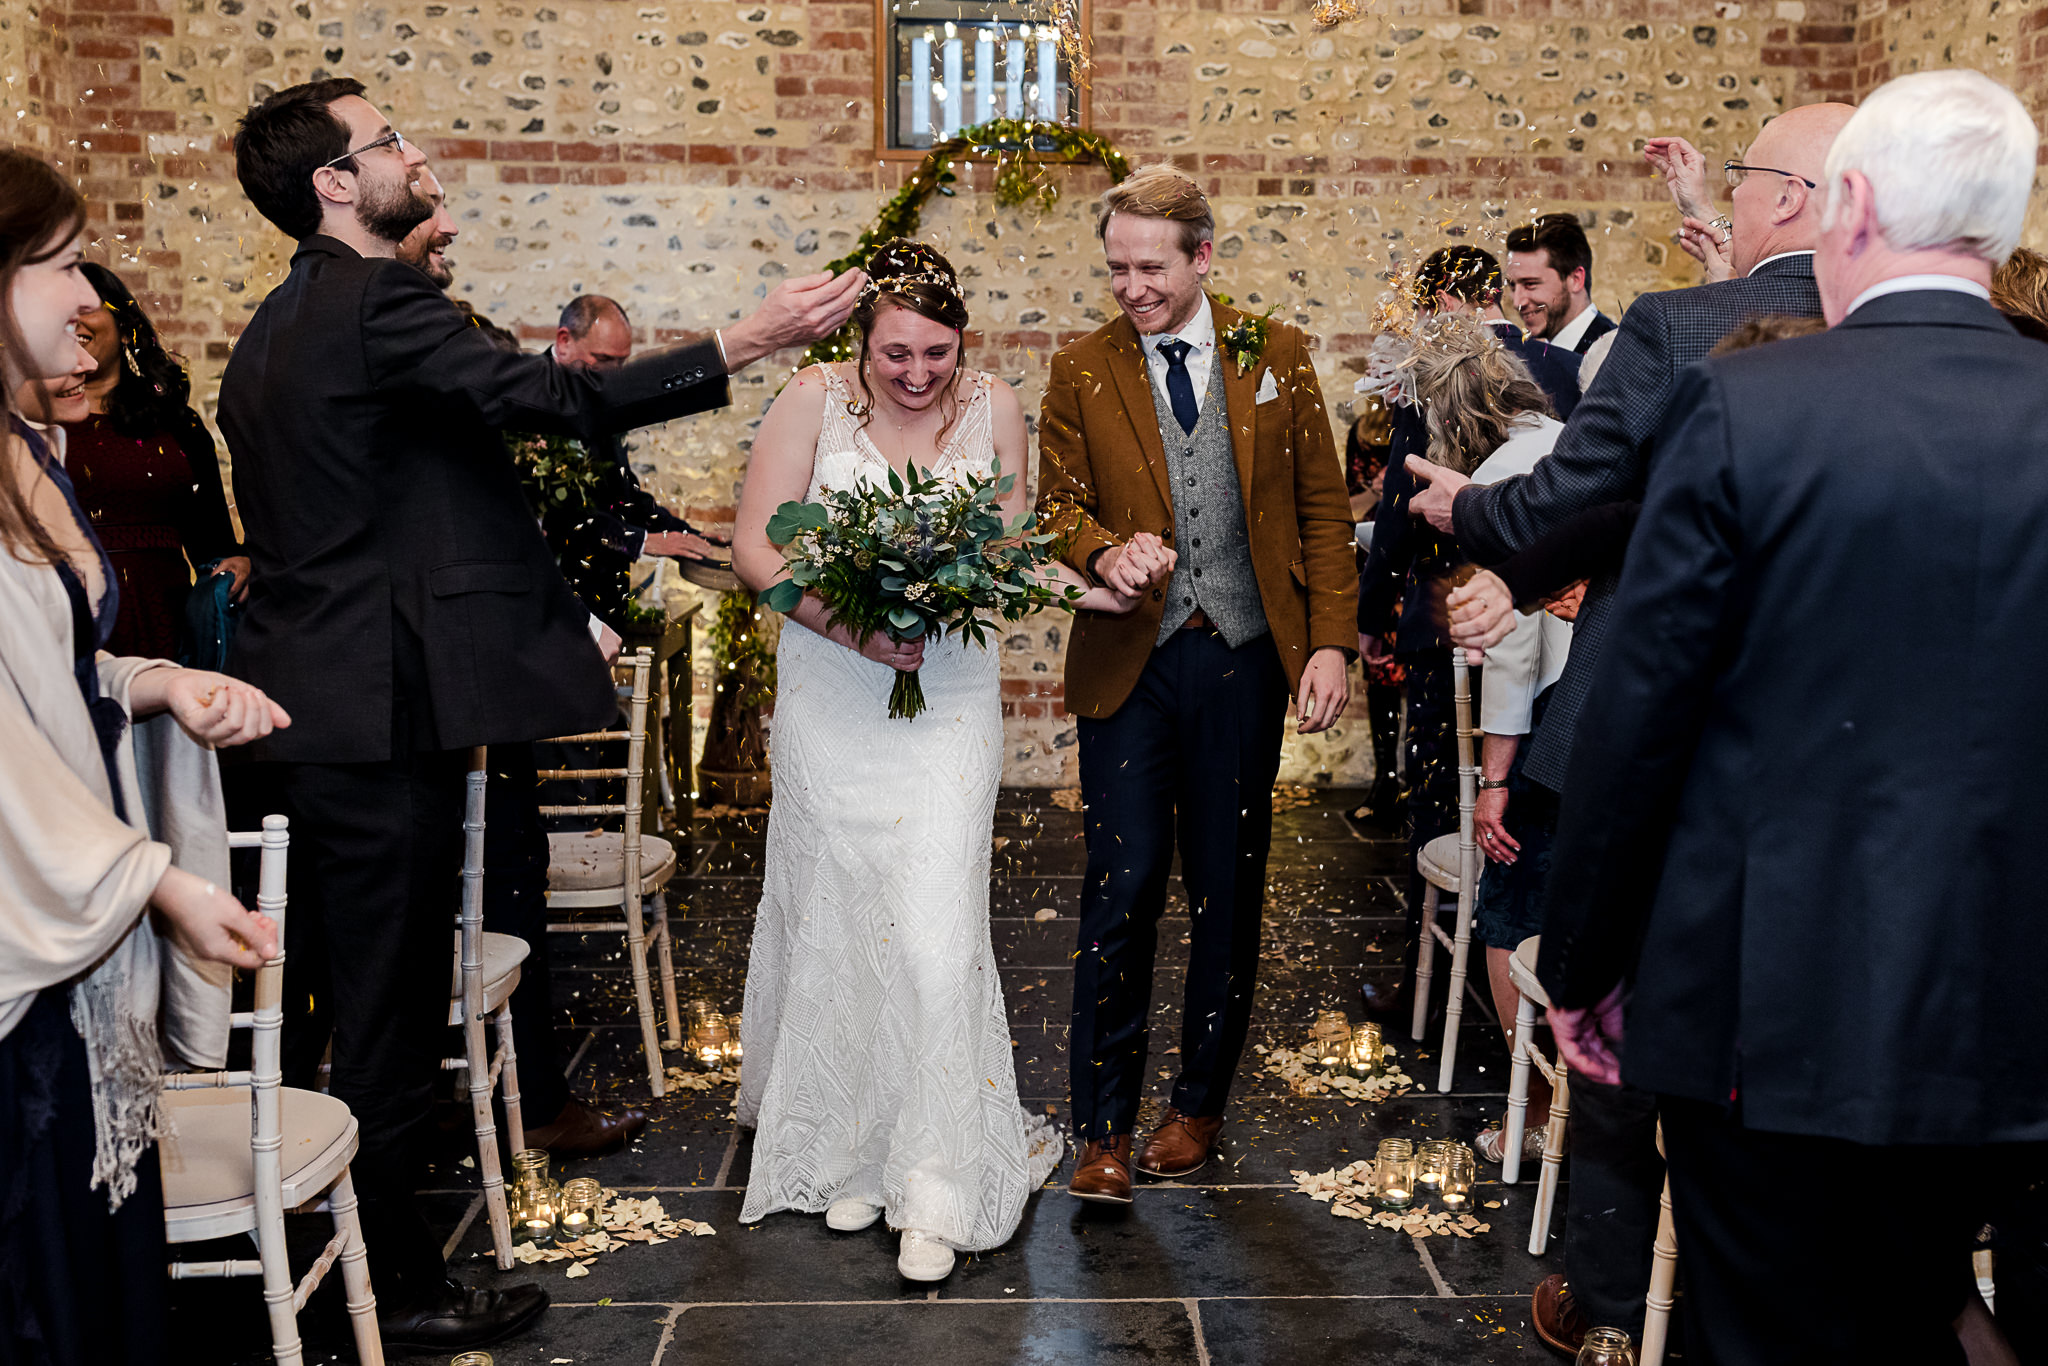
[859,266,963,311]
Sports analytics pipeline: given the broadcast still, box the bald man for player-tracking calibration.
[1398,102,1854,1353]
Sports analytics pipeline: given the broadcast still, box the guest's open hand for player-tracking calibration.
[644,529,727,562]
[1475,787,1518,864]
[151,864,278,970]
[1446,569,1517,652]
[861,633,925,672]
[1644,136,1715,221]
[1548,983,1626,1087]
[162,671,290,748]
[758,270,867,350]
[1405,456,1469,535]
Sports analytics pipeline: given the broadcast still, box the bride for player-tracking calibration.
[731,240,1172,1281]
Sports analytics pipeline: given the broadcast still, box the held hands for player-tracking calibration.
[1405,456,1468,535]
[1475,786,1519,865]
[1548,983,1627,1087]
[1358,633,1392,665]
[1643,137,1716,222]
[150,864,277,970]
[861,633,926,672]
[1446,569,1517,653]
[1096,531,1176,597]
[1295,647,1350,735]
[158,671,291,748]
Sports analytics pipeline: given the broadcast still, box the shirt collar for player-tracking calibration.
[1746,249,1816,277]
[1551,305,1602,351]
[1846,274,1992,317]
[1144,296,1215,356]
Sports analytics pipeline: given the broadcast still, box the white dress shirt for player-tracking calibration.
[1469,414,1573,736]
[1141,297,1217,420]
[1550,304,1606,353]
[1846,273,1992,317]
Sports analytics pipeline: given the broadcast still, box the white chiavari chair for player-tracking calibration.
[1411,646,1488,1091]
[1502,935,1571,1256]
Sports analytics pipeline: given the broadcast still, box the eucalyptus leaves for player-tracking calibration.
[761,461,1072,720]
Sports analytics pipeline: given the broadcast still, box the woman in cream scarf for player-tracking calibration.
[0,149,287,1365]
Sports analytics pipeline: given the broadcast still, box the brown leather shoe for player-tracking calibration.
[1067,1135,1134,1204]
[522,1097,648,1159]
[1135,1107,1224,1179]
[1530,1273,1592,1356]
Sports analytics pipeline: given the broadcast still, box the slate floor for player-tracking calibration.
[171,788,1573,1364]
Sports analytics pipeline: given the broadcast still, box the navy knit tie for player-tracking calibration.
[1158,338,1199,435]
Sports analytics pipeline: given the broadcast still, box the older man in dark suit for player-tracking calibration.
[1540,70,2048,1362]
[1405,100,1856,1350]
[222,77,858,1350]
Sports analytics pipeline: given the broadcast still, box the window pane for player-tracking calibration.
[887,0,1079,150]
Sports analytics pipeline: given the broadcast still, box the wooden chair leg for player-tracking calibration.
[1503,994,1538,1185]
[653,892,684,1049]
[496,1000,526,1153]
[1411,883,1439,1043]
[1643,1172,1679,1366]
[624,886,667,1098]
[1529,1058,1570,1255]
[1437,881,1476,1093]
[329,1169,384,1366]
[465,995,513,1268]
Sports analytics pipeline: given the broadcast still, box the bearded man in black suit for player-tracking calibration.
[222,78,859,1350]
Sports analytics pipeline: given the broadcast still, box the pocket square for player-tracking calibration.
[1255,370,1280,404]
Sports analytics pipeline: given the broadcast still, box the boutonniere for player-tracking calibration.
[1220,310,1274,374]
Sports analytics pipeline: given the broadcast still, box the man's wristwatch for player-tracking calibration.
[1477,777,1510,791]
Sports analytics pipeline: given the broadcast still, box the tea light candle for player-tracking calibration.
[1349,1022,1381,1076]
[723,1013,744,1065]
[1312,1008,1351,1067]
[559,1176,603,1238]
[1373,1138,1415,1210]
[1416,1139,1453,1190]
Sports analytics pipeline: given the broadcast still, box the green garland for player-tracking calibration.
[800,119,1133,370]
[706,588,776,707]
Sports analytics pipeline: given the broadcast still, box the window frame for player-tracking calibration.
[870,0,1093,163]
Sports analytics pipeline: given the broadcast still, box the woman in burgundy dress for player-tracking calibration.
[63,263,248,660]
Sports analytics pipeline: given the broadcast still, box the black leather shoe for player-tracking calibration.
[524,1096,648,1159]
[377,1278,549,1351]
[1359,980,1409,1023]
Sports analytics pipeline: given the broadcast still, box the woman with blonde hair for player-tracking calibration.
[0,147,284,1363]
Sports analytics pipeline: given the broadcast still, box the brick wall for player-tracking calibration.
[16,0,2027,786]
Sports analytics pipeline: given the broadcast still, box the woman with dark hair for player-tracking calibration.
[0,147,282,1364]
[731,240,1174,1282]
[63,261,247,660]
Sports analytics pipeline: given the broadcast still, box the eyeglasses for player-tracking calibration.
[1724,161,1816,190]
[320,129,408,172]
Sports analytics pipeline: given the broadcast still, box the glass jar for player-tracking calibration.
[1440,1144,1476,1211]
[1348,1022,1381,1076]
[558,1176,604,1240]
[1416,1139,1453,1191]
[508,1148,559,1245]
[722,1012,745,1066]
[450,1354,494,1366]
[1574,1327,1638,1366]
[695,1011,731,1070]
[1312,1009,1351,1067]
[1372,1138,1415,1210]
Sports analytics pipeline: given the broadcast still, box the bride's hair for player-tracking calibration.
[848,239,972,445]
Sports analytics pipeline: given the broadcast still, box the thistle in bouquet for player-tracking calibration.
[760,461,1075,720]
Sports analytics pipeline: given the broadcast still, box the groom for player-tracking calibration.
[1037,166,1359,1202]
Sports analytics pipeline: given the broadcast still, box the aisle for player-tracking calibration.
[174,789,1560,1363]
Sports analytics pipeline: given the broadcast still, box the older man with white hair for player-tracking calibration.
[1535,69,2048,1362]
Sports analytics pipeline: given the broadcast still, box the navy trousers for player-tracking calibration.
[1068,627,1288,1140]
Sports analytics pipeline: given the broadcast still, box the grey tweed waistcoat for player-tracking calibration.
[1148,346,1268,647]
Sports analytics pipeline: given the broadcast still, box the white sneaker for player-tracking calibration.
[826,1198,882,1232]
[897,1229,955,1281]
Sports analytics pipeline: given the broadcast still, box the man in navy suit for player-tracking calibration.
[1541,70,2048,1361]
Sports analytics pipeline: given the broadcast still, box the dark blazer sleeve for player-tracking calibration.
[1493,501,1642,605]
[1535,367,1744,1007]
[1454,296,1674,566]
[167,409,241,563]
[1356,405,1427,636]
[359,265,730,436]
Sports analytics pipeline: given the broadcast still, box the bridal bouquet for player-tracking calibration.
[761,459,1072,720]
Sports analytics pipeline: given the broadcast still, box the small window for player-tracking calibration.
[877,0,1088,157]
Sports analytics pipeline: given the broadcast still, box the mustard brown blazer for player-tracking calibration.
[1035,297,1359,719]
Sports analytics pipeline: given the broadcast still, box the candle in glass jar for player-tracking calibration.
[723,1013,744,1065]
[1416,1139,1453,1190]
[1349,1022,1381,1076]
[559,1176,603,1239]
[1373,1138,1415,1210]
[1440,1145,1475,1211]
[1312,1008,1350,1067]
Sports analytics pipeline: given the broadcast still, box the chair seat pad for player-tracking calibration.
[1507,935,1550,1008]
[449,932,530,1020]
[1417,832,1465,893]
[161,1086,355,1211]
[546,831,677,894]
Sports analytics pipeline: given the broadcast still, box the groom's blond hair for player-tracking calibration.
[1096,165,1214,258]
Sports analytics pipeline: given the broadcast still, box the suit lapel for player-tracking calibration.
[1213,298,1259,501]
[1103,317,1177,514]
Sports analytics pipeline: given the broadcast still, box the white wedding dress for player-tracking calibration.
[737,365,1061,1251]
